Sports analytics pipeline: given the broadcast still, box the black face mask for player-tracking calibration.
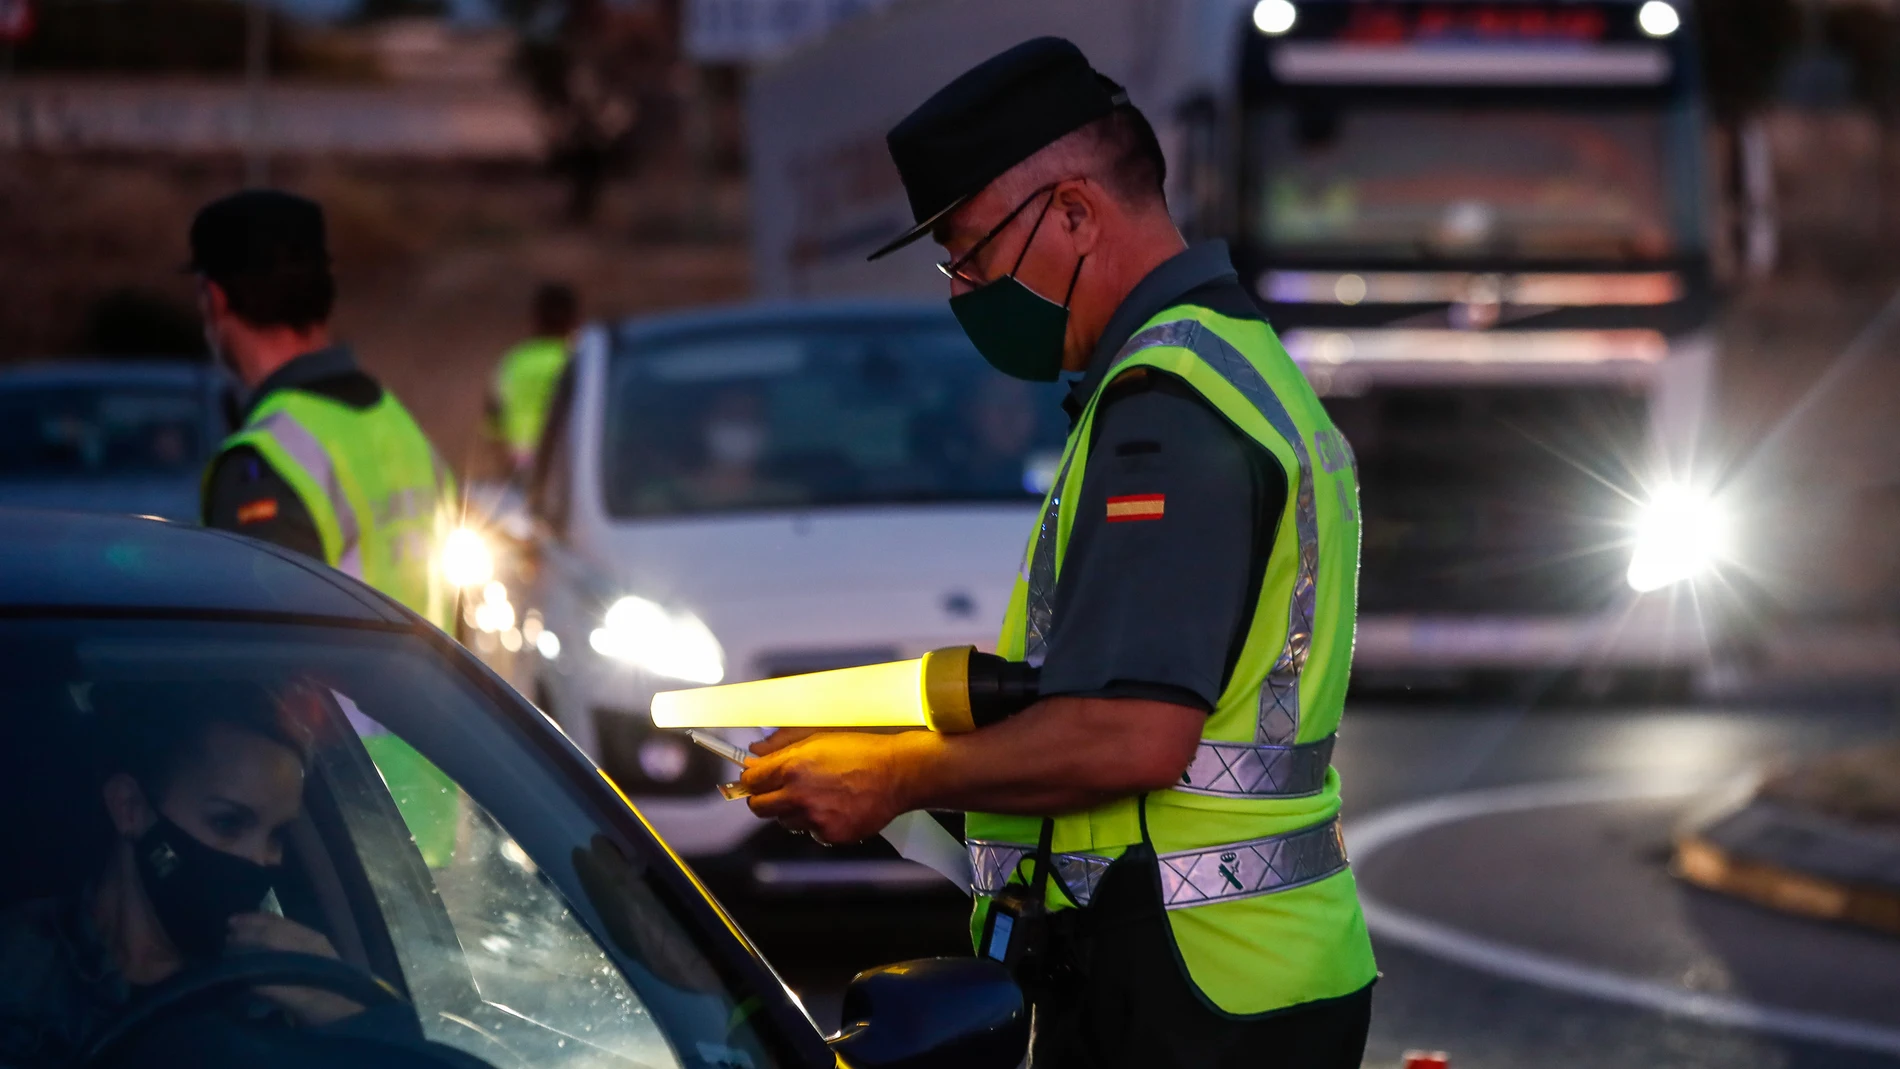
[134,814,275,959]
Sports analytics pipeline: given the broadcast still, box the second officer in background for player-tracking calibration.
[192,188,460,864]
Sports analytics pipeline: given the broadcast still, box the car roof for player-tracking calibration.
[0,359,223,390]
[609,298,955,347]
[0,509,404,624]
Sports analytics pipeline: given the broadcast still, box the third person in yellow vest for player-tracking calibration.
[488,282,579,477]
[741,38,1374,1068]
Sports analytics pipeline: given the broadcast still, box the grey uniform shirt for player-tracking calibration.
[1035,242,1288,713]
[202,345,386,562]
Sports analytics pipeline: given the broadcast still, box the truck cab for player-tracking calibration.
[1187,0,1733,688]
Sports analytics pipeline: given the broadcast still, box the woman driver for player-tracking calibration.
[0,682,363,1067]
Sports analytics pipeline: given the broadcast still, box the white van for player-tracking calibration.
[482,301,1067,888]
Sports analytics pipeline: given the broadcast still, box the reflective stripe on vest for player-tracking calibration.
[969,818,1349,910]
[251,410,364,578]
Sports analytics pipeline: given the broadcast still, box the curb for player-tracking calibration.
[1674,799,1900,937]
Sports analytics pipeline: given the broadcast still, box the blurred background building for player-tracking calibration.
[0,0,1896,645]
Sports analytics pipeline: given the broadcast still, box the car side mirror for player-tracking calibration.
[827,957,1027,1069]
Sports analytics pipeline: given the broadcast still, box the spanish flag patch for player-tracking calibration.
[236,498,279,525]
[1105,494,1165,522]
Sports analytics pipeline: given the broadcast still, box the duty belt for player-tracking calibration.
[969,817,1348,910]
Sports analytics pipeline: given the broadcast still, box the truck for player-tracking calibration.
[750,0,1751,693]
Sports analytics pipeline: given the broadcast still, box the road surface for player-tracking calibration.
[716,697,1900,1068]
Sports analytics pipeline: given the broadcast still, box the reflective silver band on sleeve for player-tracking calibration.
[1176,734,1334,798]
[969,816,1347,911]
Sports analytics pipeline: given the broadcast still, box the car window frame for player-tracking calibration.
[0,606,833,1069]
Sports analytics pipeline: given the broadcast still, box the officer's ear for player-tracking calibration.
[198,278,232,322]
[1054,178,1103,258]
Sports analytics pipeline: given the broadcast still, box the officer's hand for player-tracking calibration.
[741,732,911,844]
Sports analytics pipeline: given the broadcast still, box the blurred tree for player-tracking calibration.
[501,0,682,222]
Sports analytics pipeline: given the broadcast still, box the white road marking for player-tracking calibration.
[1346,779,1900,1057]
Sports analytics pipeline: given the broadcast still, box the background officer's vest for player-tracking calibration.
[492,336,570,458]
[966,304,1378,1015]
[216,388,457,631]
[209,387,461,866]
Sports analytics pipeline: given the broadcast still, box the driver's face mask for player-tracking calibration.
[134,811,276,959]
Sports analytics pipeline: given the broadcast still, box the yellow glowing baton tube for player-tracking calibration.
[650,645,1035,733]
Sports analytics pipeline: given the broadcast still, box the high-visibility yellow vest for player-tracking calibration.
[208,387,461,866]
[966,304,1377,1014]
[491,336,570,458]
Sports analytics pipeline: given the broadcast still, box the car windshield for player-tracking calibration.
[602,319,1069,519]
[0,617,800,1069]
[1250,104,1689,263]
[0,385,209,478]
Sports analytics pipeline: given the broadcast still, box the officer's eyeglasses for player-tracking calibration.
[936,184,1060,288]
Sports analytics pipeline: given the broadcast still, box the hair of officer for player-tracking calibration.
[91,682,316,797]
[997,103,1169,212]
[532,282,580,336]
[211,261,336,332]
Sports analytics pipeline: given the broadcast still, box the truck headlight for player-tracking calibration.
[589,595,726,685]
[441,526,496,589]
[1627,484,1731,592]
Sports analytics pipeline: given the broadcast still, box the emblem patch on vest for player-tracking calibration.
[236,498,280,525]
[1105,494,1165,522]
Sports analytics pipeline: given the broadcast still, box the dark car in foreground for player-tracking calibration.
[0,360,233,521]
[0,510,1025,1069]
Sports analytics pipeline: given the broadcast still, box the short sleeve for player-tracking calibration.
[203,445,327,563]
[1035,371,1286,712]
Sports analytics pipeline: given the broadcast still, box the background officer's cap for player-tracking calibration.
[187,189,331,278]
[868,37,1128,261]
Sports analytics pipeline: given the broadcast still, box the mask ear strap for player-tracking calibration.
[1061,254,1087,310]
[1009,189,1059,277]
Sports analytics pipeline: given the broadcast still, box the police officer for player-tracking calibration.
[192,189,459,864]
[488,282,579,476]
[740,39,1374,1068]
[195,190,456,629]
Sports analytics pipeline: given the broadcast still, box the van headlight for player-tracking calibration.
[589,596,726,685]
[1626,484,1731,592]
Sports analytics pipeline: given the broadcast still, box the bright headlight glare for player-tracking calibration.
[589,595,725,685]
[1627,484,1730,592]
[1253,0,1297,35]
[1638,0,1680,37]
[441,527,495,589]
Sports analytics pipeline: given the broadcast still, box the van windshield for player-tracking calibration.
[603,318,1069,519]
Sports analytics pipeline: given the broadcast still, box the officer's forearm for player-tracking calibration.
[891,695,1204,815]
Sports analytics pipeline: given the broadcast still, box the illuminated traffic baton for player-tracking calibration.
[649,646,1039,733]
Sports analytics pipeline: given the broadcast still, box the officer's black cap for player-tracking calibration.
[186,189,330,278]
[868,37,1128,262]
